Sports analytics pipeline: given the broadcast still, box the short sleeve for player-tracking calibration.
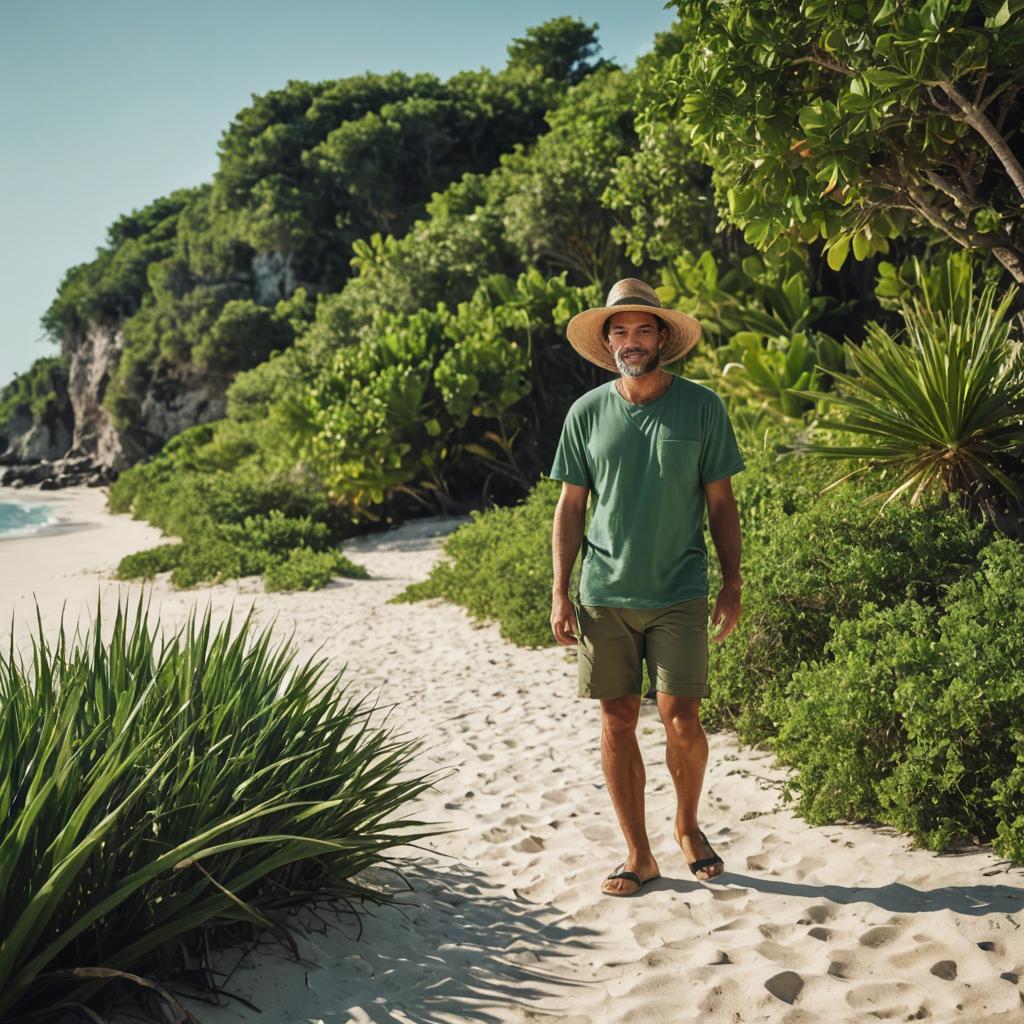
[549,407,592,488]
[700,394,745,485]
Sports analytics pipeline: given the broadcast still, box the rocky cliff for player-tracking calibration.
[1,321,226,489]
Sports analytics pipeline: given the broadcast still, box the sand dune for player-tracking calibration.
[2,486,1023,1023]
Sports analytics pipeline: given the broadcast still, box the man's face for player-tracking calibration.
[604,311,666,378]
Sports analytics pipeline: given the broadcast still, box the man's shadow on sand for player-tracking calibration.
[637,870,1024,917]
[175,851,1024,1024]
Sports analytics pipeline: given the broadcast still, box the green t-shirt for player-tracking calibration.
[549,375,745,608]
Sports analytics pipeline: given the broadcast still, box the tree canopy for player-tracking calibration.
[646,0,1024,281]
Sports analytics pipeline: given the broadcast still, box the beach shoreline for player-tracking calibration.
[0,483,105,542]
[2,488,1023,1023]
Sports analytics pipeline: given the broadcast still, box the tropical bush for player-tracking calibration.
[0,595,447,1021]
[301,271,602,521]
[263,547,363,592]
[776,538,1024,859]
[110,423,365,590]
[703,470,991,743]
[655,249,849,423]
[115,508,368,590]
[791,258,1024,532]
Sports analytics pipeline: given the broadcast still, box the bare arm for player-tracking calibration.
[704,476,742,643]
[551,482,588,645]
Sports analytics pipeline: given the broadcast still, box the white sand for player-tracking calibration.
[2,485,1023,1024]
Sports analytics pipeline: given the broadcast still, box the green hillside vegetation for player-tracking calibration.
[0,355,70,453]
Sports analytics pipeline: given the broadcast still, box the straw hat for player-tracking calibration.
[566,278,702,373]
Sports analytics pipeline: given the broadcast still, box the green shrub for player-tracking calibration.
[155,514,367,590]
[878,539,1024,856]
[110,421,359,591]
[264,547,369,591]
[703,483,991,744]
[775,600,939,827]
[393,476,572,647]
[0,594,446,1021]
[114,543,184,579]
[776,539,1024,859]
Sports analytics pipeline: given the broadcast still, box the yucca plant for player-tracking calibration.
[0,592,450,1022]
[787,271,1024,530]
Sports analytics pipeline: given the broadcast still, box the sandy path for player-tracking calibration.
[2,487,1023,1023]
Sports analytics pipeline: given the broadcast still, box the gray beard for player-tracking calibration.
[615,350,661,377]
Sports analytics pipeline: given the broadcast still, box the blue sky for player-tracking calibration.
[0,0,676,386]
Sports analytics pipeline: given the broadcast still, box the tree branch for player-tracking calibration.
[923,169,983,215]
[904,181,974,248]
[936,80,1024,202]
[789,53,855,77]
[901,180,1024,283]
[973,71,988,110]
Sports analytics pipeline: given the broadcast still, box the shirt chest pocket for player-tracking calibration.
[656,438,701,484]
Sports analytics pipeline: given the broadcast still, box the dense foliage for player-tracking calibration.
[0,355,71,451]
[109,422,368,589]
[0,595,443,1020]
[702,441,992,742]
[790,256,1024,527]
[40,19,612,446]
[648,0,1024,283]
[777,537,1024,859]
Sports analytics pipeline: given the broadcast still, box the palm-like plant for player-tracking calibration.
[0,594,448,1021]
[787,272,1024,529]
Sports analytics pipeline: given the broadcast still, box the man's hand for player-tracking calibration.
[710,580,741,644]
[551,593,580,646]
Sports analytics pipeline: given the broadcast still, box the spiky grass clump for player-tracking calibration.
[0,593,449,1021]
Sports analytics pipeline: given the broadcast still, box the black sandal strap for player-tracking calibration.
[690,832,723,872]
[689,855,722,871]
[606,870,642,886]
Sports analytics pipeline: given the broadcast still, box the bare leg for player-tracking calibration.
[657,693,724,880]
[599,695,660,894]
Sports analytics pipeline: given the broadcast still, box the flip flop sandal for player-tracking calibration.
[602,865,660,898]
[689,829,724,879]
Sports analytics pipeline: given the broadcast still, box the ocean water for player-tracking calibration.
[0,500,57,539]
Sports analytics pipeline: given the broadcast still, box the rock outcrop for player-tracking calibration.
[1,320,227,489]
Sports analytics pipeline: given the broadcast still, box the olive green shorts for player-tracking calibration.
[573,595,710,700]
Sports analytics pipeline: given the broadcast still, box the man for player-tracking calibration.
[548,277,744,898]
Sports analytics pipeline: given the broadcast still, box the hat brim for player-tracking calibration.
[565,304,702,373]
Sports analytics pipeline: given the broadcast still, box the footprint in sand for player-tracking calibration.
[798,904,835,925]
[754,940,794,964]
[512,835,545,854]
[828,959,849,978]
[709,887,749,902]
[542,788,569,804]
[791,854,827,880]
[859,925,901,948]
[845,980,914,1016]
